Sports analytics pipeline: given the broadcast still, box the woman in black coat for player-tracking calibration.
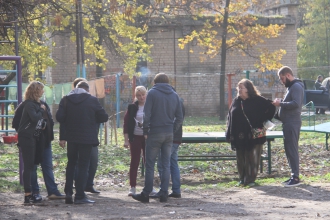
[226,79,276,187]
[18,81,46,204]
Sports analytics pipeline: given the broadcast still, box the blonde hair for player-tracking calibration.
[24,81,44,102]
[134,86,147,101]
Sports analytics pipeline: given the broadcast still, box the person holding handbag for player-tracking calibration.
[226,79,276,187]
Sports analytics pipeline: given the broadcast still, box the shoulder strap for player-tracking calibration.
[241,101,253,129]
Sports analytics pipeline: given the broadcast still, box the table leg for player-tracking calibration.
[267,140,272,174]
[326,133,329,151]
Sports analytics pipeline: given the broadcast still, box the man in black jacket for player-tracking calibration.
[56,81,108,204]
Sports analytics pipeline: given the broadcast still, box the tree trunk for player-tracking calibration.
[219,0,230,120]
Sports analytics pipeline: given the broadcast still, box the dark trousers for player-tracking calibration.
[283,122,301,177]
[236,144,263,185]
[129,135,145,187]
[64,142,92,199]
[74,146,98,188]
[19,136,36,193]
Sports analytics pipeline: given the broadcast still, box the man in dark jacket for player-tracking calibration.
[132,73,183,203]
[56,81,108,204]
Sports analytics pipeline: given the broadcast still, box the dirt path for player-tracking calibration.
[1,183,330,219]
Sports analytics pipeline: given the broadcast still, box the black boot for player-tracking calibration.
[24,194,42,204]
[132,192,149,203]
[159,191,168,203]
[65,194,73,204]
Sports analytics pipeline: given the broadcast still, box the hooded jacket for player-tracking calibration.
[143,83,183,135]
[277,79,304,123]
[56,88,108,145]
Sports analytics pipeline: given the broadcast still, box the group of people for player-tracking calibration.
[15,78,108,205]
[123,73,184,203]
[15,66,304,205]
[226,66,304,187]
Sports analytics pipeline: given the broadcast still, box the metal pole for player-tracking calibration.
[173,28,177,88]
[132,76,136,102]
[116,74,121,128]
[14,9,19,56]
[324,0,330,71]
[78,0,86,78]
[246,70,250,79]
[76,1,81,77]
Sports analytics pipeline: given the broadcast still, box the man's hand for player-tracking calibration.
[272,98,281,107]
[144,135,147,139]
[59,140,66,149]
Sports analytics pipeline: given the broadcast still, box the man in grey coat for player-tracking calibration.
[273,66,304,187]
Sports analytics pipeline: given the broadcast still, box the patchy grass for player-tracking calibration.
[1,115,330,193]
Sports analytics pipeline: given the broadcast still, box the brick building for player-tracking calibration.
[50,2,299,116]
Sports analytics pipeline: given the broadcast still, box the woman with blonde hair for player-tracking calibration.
[123,86,148,196]
[17,81,46,204]
[226,79,276,187]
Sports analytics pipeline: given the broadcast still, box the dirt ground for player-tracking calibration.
[1,182,330,220]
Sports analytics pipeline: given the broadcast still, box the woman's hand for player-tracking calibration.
[123,140,129,148]
[40,104,46,110]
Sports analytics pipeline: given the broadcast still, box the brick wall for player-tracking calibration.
[50,21,297,116]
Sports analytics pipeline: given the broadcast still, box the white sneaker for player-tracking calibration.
[128,187,136,196]
[149,188,158,196]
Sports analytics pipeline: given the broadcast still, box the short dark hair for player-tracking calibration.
[277,66,293,76]
[76,81,89,91]
[73,77,87,88]
[154,73,169,84]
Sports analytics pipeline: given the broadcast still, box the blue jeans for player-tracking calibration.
[74,146,98,188]
[157,143,181,194]
[31,143,61,196]
[64,142,92,199]
[142,132,173,196]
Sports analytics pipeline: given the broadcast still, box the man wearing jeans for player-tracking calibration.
[132,73,183,203]
[155,98,185,198]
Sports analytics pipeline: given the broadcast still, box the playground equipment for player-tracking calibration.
[0,56,23,184]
